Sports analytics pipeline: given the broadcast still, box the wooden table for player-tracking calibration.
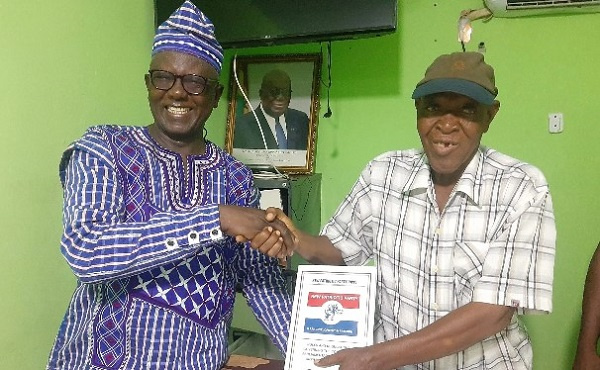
[223,354,284,370]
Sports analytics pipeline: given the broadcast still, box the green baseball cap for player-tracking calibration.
[412,52,498,105]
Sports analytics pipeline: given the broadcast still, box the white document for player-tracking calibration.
[284,265,377,370]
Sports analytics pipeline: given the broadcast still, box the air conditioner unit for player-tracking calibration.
[484,0,600,17]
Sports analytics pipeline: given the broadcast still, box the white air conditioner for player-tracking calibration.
[484,0,600,17]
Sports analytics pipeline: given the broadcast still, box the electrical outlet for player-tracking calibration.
[548,113,564,134]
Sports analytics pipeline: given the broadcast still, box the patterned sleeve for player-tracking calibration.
[224,158,293,354]
[473,170,557,314]
[59,133,225,284]
[237,246,292,354]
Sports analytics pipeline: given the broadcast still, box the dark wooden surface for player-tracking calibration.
[222,355,284,370]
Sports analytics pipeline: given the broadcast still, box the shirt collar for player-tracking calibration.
[259,104,281,125]
[403,147,485,205]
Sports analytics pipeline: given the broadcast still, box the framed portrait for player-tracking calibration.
[225,53,322,174]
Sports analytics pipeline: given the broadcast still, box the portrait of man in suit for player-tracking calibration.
[234,69,309,150]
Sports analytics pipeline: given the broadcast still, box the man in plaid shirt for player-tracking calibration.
[250,51,556,370]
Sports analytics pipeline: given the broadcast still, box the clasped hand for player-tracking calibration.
[219,205,296,256]
[228,207,298,259]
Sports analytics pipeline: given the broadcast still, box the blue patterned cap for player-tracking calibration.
[152,1,223,74]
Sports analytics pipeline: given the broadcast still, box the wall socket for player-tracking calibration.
[548,113,564,133]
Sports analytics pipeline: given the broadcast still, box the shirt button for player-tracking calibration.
[210,228,223,240]
[432,265,439,274]
[432,303,438,311]
[187,231,199,245]
[165,238,178,250]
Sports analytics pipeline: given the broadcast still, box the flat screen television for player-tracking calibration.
[154,1,398,49]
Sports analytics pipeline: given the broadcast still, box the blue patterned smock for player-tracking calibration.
[47,125,291,370]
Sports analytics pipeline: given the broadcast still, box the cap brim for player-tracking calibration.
[412,79,496,105]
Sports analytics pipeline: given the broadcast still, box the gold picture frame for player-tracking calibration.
[224,53,322,174]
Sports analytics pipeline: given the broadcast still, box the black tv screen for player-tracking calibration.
[154,1,398,49]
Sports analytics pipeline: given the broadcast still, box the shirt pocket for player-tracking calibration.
[453,241,489,306]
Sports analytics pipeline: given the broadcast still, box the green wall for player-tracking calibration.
[0,1,154,368]
[2,1,598,369]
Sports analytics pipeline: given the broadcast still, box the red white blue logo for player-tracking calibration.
[303,293,360,336]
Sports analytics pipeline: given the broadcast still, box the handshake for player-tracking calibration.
[219,205,299,259]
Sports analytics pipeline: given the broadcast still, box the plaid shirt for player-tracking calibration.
[322,147,556,369]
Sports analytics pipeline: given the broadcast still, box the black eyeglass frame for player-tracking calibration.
[261,87,293,99]
[147,69,221,96]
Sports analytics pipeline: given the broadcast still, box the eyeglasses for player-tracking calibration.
[148,70,220,95]
[262,87,293,99]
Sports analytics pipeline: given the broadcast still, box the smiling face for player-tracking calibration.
[145,51,223,151]
[416,92,499,185]
[259,70,292,118]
